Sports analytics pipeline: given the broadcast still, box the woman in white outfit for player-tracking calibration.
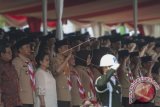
[35,52,57,107]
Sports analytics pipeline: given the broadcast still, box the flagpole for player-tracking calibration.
[42,0,48,36]
[133,0,138,36]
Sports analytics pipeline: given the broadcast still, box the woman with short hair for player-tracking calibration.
[35,52,57,107]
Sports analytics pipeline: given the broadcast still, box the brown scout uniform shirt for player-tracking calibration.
[52,54,71,101]
[75,65,91,99]
[70,69,83,106]
[12,54,34,104]
[118,65,131,98]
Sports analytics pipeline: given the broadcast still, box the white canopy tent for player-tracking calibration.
[0,0,160,37]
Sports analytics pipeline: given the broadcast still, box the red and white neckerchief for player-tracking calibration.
[66,63,72,91]
[86,67,96,97]
[25,61,36,91]
[137,67,143,78]
[72,70,86,99]
[67,75,72,91]
[126,66,134,83]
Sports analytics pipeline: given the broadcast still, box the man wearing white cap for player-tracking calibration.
[95,54,122,107]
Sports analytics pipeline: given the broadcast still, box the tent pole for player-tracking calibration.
[98,22,102,37]
[133,0,138,36]
[42,0,48,36]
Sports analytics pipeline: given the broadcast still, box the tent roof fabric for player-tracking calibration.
[0,0,160,25]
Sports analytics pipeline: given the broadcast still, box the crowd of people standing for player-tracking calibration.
[0,28,160,107]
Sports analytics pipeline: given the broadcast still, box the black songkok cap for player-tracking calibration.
[122,34,130,38]
[141,56,152,63]
[91,47,110,66]
[103,35,112,41]
[122,39,134,45]
[144,36,155,43]
[118,50,130,57]
[155,43,160,48]
[75,50,91,66]
[137,41,148,48]
[15,37,31,50]
[55,39,68,52]
[110,36,121,43]
[152,62,160,74]
[130,51,139,58]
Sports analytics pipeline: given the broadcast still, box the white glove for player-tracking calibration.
[110,63,120,70]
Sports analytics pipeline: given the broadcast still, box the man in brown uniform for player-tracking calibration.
[12,38,35,107]
[52,40,72,107]
[0,41,21,107]
[117,50,133,107]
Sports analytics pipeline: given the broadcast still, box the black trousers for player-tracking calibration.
[122,97,134,107]
[58,101,71,107]
[22,104,33,107]
[72,106,80,107]
[122,97,155,107]
[133,100,155,107]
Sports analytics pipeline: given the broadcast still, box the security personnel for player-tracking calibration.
[95,54,122,107]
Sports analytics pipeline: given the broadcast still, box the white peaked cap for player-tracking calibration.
[100,54,120,70]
